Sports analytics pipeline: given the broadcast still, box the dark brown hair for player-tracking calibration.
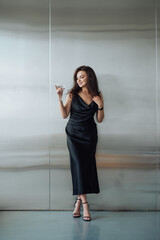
[68,65,100,97]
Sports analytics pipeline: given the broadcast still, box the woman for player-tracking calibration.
[55,65,104,221]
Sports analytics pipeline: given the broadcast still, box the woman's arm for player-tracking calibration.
[92,92,104,123]
[55,85,72,119]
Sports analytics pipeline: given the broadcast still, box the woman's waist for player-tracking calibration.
[67,118,97,127]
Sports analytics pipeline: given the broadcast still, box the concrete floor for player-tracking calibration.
[0,211,159,240]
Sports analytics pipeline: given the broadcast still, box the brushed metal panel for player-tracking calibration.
[51,0,157,210]
[157,0,160,210]
[0,0,49,209]
[51,0,154,31]
[0,0,158,211]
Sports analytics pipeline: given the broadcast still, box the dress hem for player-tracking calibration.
[73,191,100,195]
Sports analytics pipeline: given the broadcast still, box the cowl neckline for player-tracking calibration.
[77,94,93,106]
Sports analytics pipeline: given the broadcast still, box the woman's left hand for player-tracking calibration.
[92,95,103,108]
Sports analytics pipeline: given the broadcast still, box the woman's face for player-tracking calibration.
[76,71,88,88]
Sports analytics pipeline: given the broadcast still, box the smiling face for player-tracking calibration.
[76,71,88,88]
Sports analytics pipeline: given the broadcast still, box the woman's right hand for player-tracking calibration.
[55,85,71,118]
[55,85,64,99]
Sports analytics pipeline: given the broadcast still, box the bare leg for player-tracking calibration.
[79,194,87,203]
[79,194,91,221]
[73,195,81,217]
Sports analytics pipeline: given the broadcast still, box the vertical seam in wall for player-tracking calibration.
[155,0,158,211]
[49,0,52,211]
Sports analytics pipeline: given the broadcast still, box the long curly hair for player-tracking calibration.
[68,65,100,97]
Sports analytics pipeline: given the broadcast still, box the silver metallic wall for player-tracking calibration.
[0,0,159,210]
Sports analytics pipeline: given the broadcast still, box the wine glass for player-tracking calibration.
[54,83,65,101]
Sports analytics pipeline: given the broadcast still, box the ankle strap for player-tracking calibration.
[74,198,81,205]
[82,201,88,204]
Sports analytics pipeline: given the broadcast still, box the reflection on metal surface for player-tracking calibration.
[0,0,49,210]
[157,0,160,210]
[51,0,159,210]
[0,0,159,210]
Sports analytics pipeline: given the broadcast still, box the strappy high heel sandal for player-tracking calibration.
[82,202,91,221]
[72,198,82,218]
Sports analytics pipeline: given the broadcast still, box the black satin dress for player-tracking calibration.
[65,93,100,195]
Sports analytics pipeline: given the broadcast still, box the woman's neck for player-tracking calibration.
[81,87,89,94]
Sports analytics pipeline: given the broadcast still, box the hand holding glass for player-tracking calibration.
[55,84,65,101]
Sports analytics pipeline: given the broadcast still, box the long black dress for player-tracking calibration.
[65,93,100,195]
